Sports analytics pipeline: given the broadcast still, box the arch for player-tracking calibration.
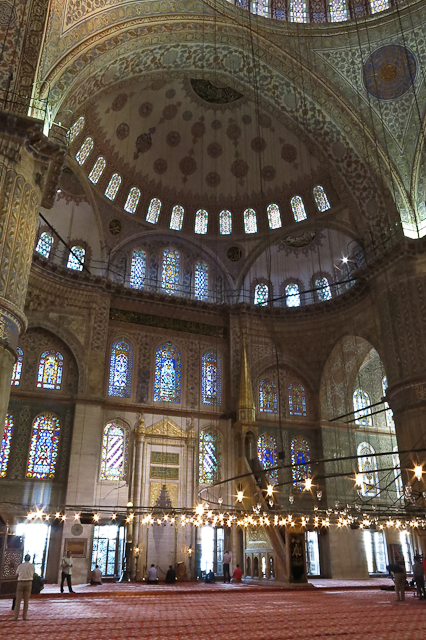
[291,436,311,489]
[199,427,221,484]
[314,275,332,301]
[67,246,85,271]
[130,249,147,289]
[11,346,23,386]
[195,209,208,235]
[219,210,232,235]
[288,382,307,416]
[0,413,13,477]
[88,156,106,184]
[289,0,307,21]
[313,185,331,211]
[195,261,209,301]
[291,196,307,222]
[37,349,64,390]
[170,205,184,231]
[35,231,54,258]
[75,136,93,165]
[105,173,121,201]
[161,249,180,295]
[26,412,61,479]
[154,341,182,403]
[100,420,129,481]
[259,378,277,413]
[254,283,269,306]
[329,0,348,20]
[285,283,301,307]
[201,349,222,406]
[124,187,141,214]
[67,116,85,143]
[108,339,134,398]
[244,208,257,234]
[357,442,379,496]
[353,389,372,426]
[257,433,278,484]
[267,204,282,230]
[147,198,161,224]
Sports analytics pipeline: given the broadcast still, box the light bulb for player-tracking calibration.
[93,513,100,522]
[414,465,423,480]
[304,478,312,491]
[195,504,204,516]
[266,484,274,497]
[237,490,244,503]
[74,513,80,521]
[355,473,363,487]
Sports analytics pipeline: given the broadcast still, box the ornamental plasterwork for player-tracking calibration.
[146,418,188,439]
[246,528,273,549]
[149,481,179,508]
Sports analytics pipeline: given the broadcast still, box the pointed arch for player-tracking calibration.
[147,198,161,224]
[357,442,379,497]
[100,420,129,481]
[170,205,184,231]
[257,433,278,483]
[105,173,121,201]
[353,389,372,426]
[219,210,232,235]
[259,378,277,413]
[244,208,257,234]
[195,209,208,234]
[108,339,133,398]
[285,283,301,307]
[313,185,331,211]
[291,436,311,489]
[199,428,221,484]
[267,204,282,230]
[67,246,85,271]
[75,136,93,165]
[37,350,64,390]
[88,157,106,184]
[154,342,182,403]
[291,196,307,222]
[36,232,54,258]
[254,283,268,306]
[288,382,307,416]
[202,350,222,405]
[11,346,23,386]
[26,413,61,479]
[124,187,141,214]
[67,116,85,143]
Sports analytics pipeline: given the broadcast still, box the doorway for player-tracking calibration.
[199,526,225,576]
[91,524,124,577]
[305,531,320,576]
[15,522,50,578]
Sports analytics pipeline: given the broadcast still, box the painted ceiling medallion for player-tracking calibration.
[190,79,243,104]
[363,45,416,100]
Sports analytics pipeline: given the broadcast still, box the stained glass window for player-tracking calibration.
[67,116,85,144]
[257,434,278,484]
[329,0,348,20]
[382,377,395,428]
[199,429,221,484]
[147,198,161,224]
[315,277,332,301]
[67,246,85,271]
[254,283,268,306]
[195,262,209,301]
[244,208,257,234]
[288,383,307,416]
[100,421,128,481]
[88,157,106,184]
[124,187,140,214]
[202,350,222,405]
[267,204,282,230]
[26,413,61,479]
[291,436,311,489]
[36,232,53,258]
[162,249,180,295]
[130,250,146,289]
[219,210,232,235]
[285,283,301,307]
[195,209,208,235]
[105,173,121,201]
[393,445,403,499]
[170,205,184,231]
[291,196,307,222]
[11,347,23,386]
[251,0,270,16]
[0,414,13,478]
[289,0,307,21]
[75,137,93,165]
[370,0,389,13]
[353,389,372,426]
[313,185,331,212]
[108,339,133,398]
[153,342,182,403]
[37,350,63,390]
[259,378,277,413]
[357,442,379,497]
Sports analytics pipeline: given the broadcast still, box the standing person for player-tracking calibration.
[14,554,35,621]
[413,556,425,599]
[387,564,406,602]
[60,549,74,593]
[223,550,231,583]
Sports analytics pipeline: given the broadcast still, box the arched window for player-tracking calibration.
[267,204,282,230]
[26,413,61,479]
[329,0,348,21]
[154,342,182,403]
[75,137,93,165]
[199,429,221,484]
[67,116,85,144]
[244,208,257,234]
[147,198,161,224]
[219,210,232,235]
[382,377,395,428]
[257,434,278,484]
[105,173,121,201]
[315,276,332,301]
[259,378,277,413]
[289,0,307,21]
[0,414,13,478]
[195,262,209,301]
[370,0,389,13]
[124,187,141,214]
[67,246,85,271]
[313,185,331,211]
[251,0,270,17]
[291,436,311,489]
[201,350,222,405]
[392,445,403,499]
[170,205,184,231]
[254,283,268,306]
[130,249,146,289]
[357,442,379,497]
[291,196,307,222]
[100,421,129,481]
[285,283,301,307]
[195,209,208,235]
[37,350,63,390]
[288,382,307,416]
[108,339,133,398]
[162,249,180,295]
[36,232,54,258]
[88,157,106,184]
[11,347,23,386]
[353,389,372,426]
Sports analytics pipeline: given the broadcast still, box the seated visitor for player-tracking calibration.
[204,570,215,584]
[147,564,158,584]
[232,564,243,583]
[31,573,44,594]
[91,565,103,585]
[165,565,176,584]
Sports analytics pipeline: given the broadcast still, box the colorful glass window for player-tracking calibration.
[257,434,278,484]
[329,0,348,20]
[108,339,133,398]
[26,413,61,479]
[124,187,141,214]
[353,389,372,426]
[291,196,307,222]
[392,445,403,499]
[382,377,395,428]
[370,0,389,13]
[67,246,85,271]
[195,209,208,235]
[100,421,128,481]
[170,205,184,231]
[199,429,221,484]
[201,350,222,405]
[0,414,13,478]
[11,347,23,386]
[251,0,270,15]
[130,250,146,289]
[357,442,379,496]
[36,232,53,258]
[244,208,257,234]
[67,116,85,144]
[291,436,311,489]
[88,157,106,184]
[161,249,180,295]
[313,185,331,212]
[289,0,307,21]
[37,350,63,390]
[315,277,332,301]
[219,210,232,235]
[154,341,182,403]
[267,204,282,230]
[147,198,161,224]
[195,262,209,301]
[285,283,301,307]
[75,137,93,166]
[254,283,268,306]
[288,383,307,416]
[259,378,277,413]
[105,173,121,201]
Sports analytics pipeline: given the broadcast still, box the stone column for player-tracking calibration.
[132,414,145,581]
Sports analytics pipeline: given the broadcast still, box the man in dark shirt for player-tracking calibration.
[165,565,176,584]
